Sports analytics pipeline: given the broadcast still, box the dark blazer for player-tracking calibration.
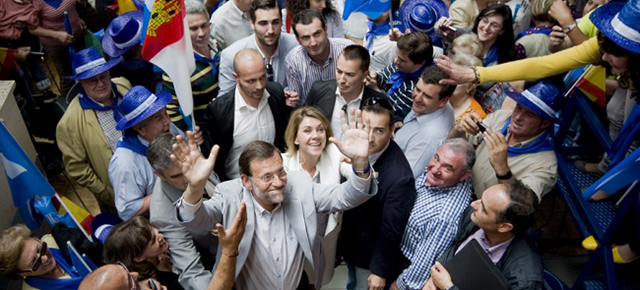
[202,82,290,181]
[305,80,387,120]
[437,207,544,290]
[339,140,416,281]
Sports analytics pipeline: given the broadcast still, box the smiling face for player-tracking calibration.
[336,54,367,99]
[425,144,471,187]
[80,71,113,105]
[411,79,448,116]
[295,116,327,158]
[251,8,282,48]
[17,238,57,277]
[187,12,210,55]
[476,15,504,44]
[294,18,329,60]
[241,152,288,210]
[134,109,171,142]
[140,227,169,260]
[508,103,551,140]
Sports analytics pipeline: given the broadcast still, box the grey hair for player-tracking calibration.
[444,138,476,170]
[185,0,209,19]
[146,133,177,175]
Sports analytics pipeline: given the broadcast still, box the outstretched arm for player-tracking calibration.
[208,202,247,290]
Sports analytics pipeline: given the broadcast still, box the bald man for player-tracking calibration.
[79,264,165,290]
[202,48,291,180]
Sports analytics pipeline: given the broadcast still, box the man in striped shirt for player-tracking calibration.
[365,32,433,123]
[285,9,353,105]
[391,138,476,290]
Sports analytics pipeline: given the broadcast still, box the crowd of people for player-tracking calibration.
[1,0,639,289]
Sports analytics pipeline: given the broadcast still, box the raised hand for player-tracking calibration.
[215,202,247,256]
[453,110,484,136]
[434,55,477,85]
[284,90,300,108]
[483,129,510,177]
[329,108,370,175]
[171,131,220,204]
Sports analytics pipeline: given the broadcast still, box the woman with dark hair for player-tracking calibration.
[103,216,184,290]
[437,0,640,263]
[471,3,516,66]
[283,0,345,38]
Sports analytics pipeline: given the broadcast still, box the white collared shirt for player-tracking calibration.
[225,88,276,178]
[236,195,304,290]
[330,86,364,141]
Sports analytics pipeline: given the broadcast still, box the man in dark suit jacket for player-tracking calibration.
[426,181,543,290]
[340,98,416,290]
[305,45,387,141]
[203,48,290,181]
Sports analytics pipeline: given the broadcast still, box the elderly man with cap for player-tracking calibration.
[108,86,203,220]
[102,10,161,92]
[56,47,131,213]
[450,80,562,199]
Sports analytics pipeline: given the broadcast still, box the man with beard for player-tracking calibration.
[175,106,377,289]
[108,86,203,220]
[218,0,300,95]
[146,133,220,289]
[163,0,221,131]
[202,48,290,181]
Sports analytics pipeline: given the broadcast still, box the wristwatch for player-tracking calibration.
[562,22,577,34]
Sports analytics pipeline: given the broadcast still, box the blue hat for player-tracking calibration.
[68,47,121,80]
[116,86,172,130]
[91,212,122,244]
[102,11,143,58]
[399,0,448,38]
[591,0,640,54]
[506,81,562,122]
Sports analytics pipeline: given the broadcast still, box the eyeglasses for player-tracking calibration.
[362,96,395,113]
[252,167,287,184]
[116,261,138,290]
[21,239,47,273]
[82,72,111,88]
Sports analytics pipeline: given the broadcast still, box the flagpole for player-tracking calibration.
[564,64,593,98]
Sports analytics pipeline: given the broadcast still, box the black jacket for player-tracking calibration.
[202,82,290,181]
[305,81,388,120]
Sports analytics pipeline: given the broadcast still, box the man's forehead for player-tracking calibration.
[254,8,281,21]
[295,18,323,35]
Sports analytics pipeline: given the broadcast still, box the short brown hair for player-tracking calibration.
[238,141,281,177]
[284,107,334,156]
[397,31,433,65]
[0,224,31,278]
[339,45,370,72]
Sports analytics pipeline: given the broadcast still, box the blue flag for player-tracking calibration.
[583,147,640,199]
[0,122,55,210]
[343,0,391,21]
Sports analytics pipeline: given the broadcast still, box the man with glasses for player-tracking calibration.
[339,98,416,290]
[57,47,131,214]
[202,48,291,181]
[217,0,299,96]
[175,107,377,289]
[305,45,387,141]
